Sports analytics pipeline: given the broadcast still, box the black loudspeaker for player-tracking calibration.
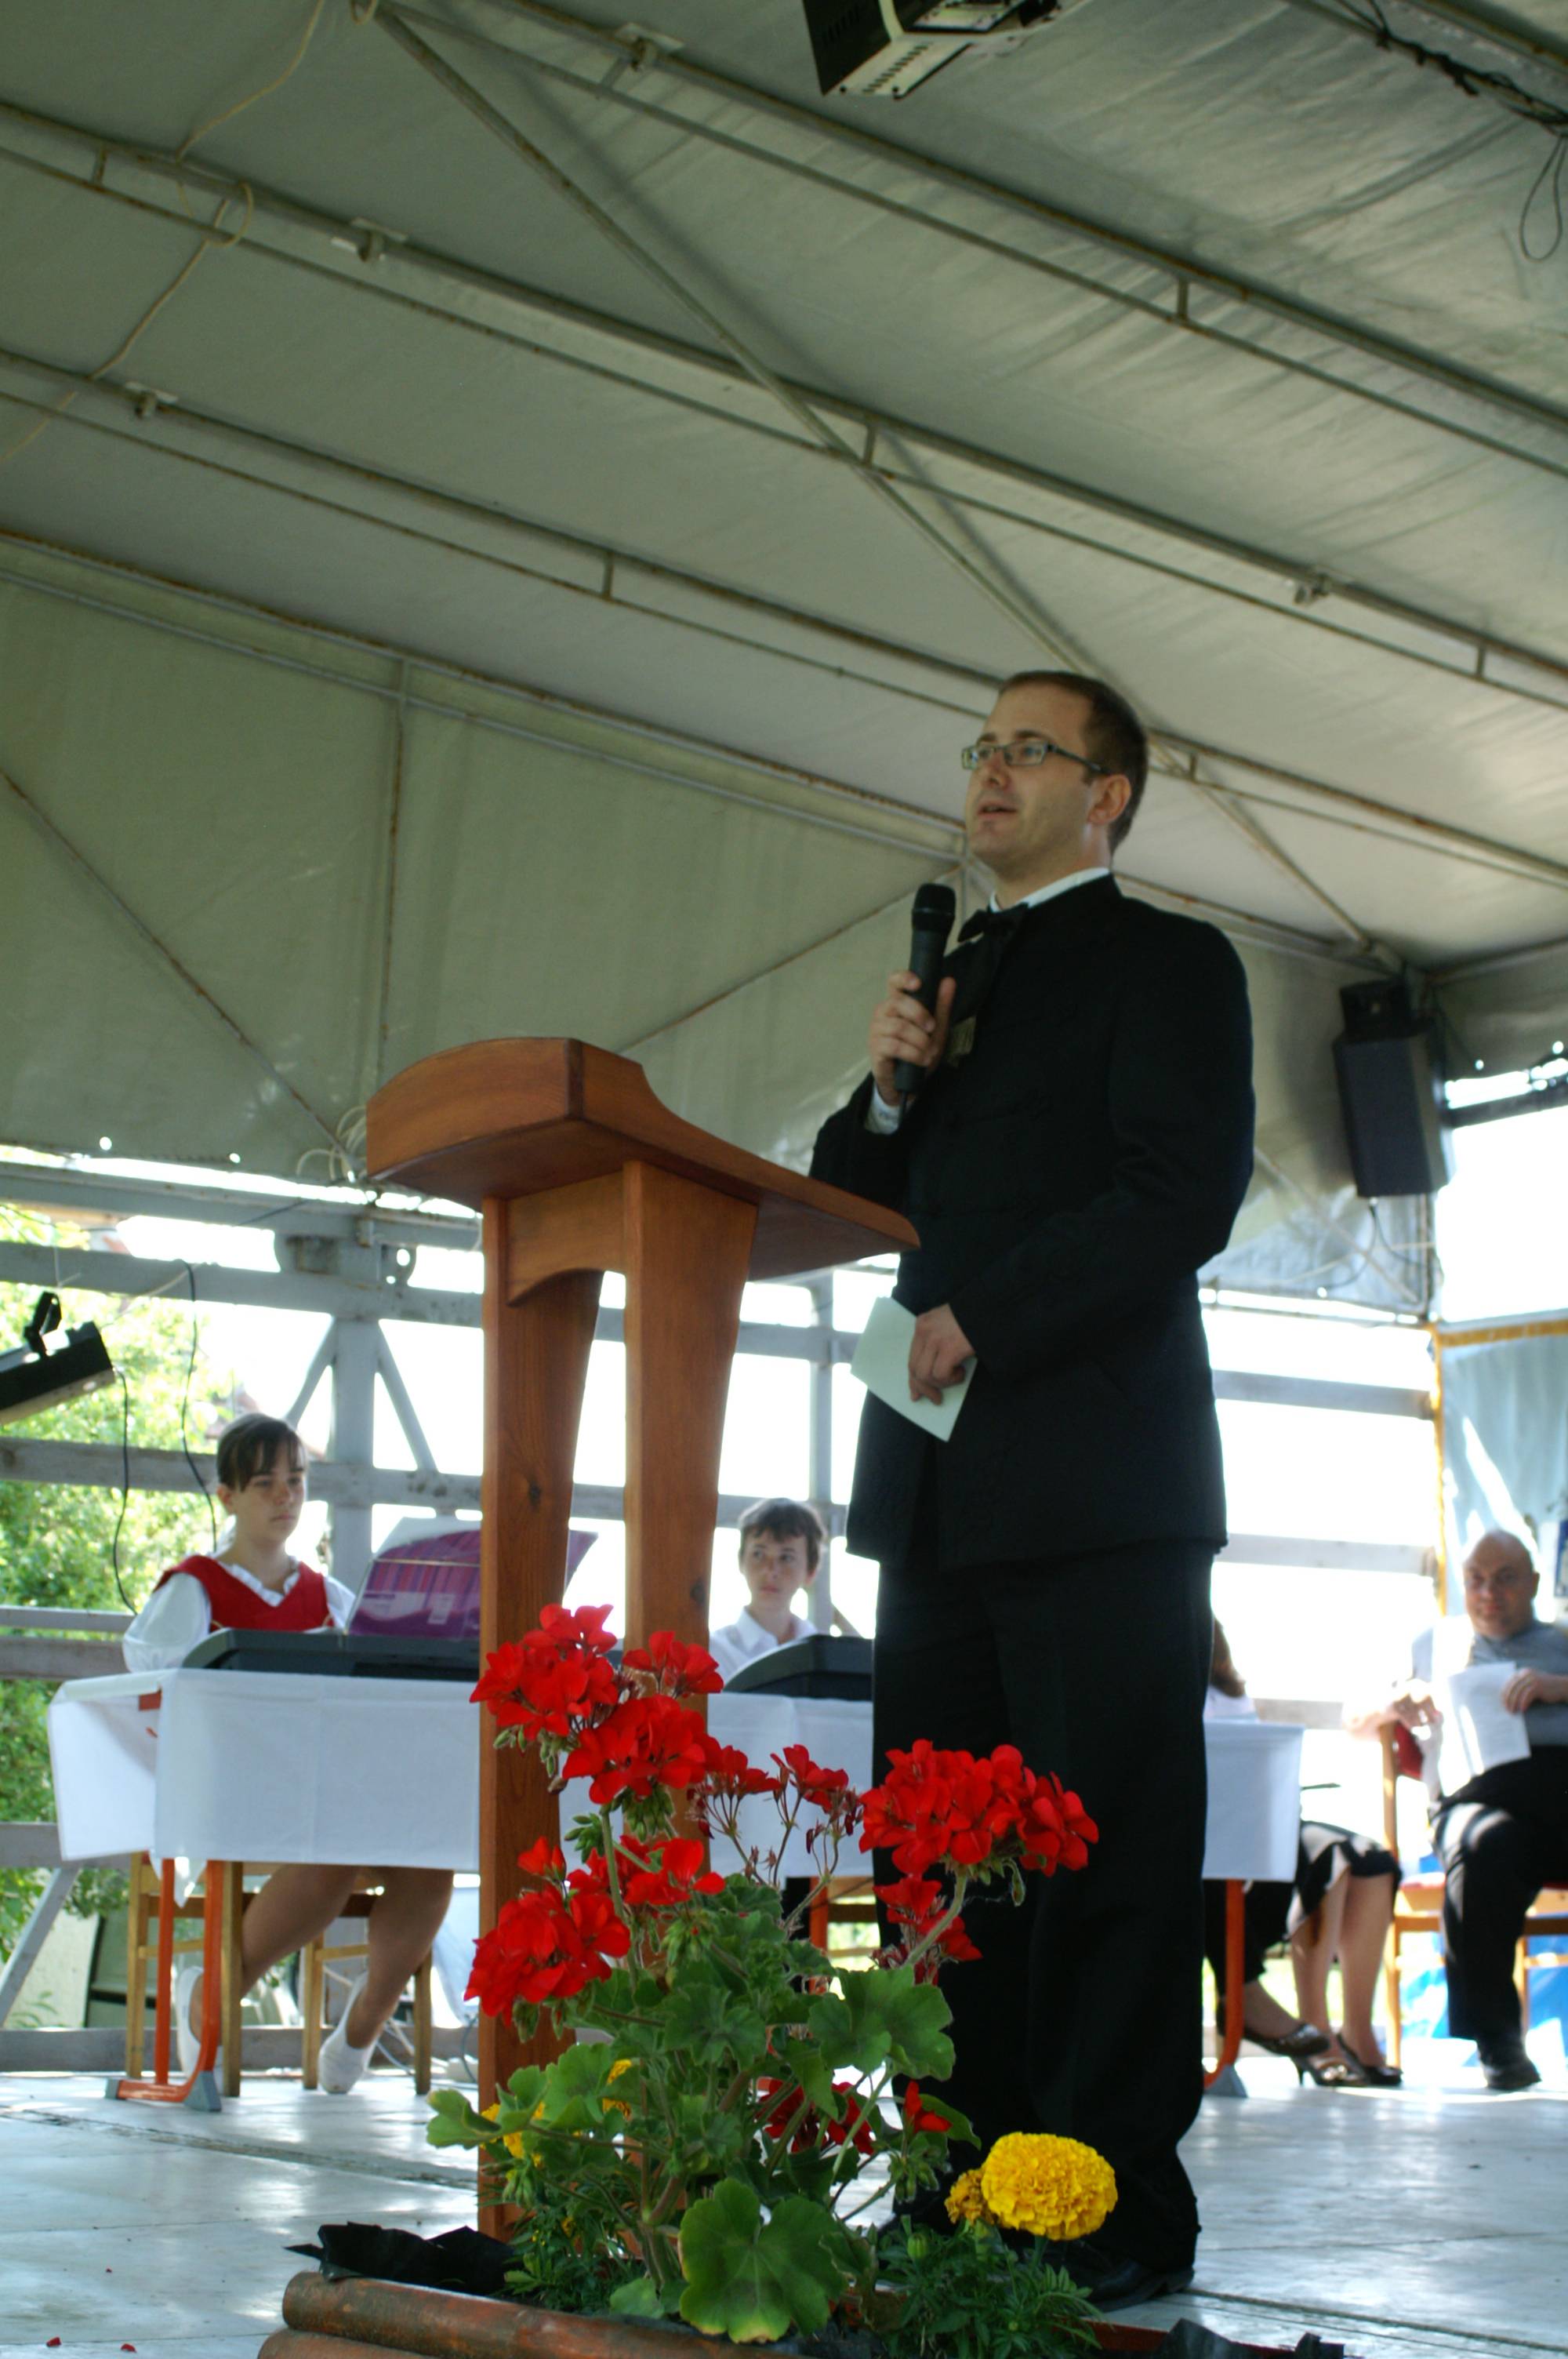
[1332,982,1453,1198]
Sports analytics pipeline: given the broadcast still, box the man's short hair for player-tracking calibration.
[736,1497,825,1573]
[997,671,1149,854]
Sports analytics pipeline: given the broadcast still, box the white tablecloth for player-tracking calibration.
[49,1669,479,1870]
[50,1674,1301,1883]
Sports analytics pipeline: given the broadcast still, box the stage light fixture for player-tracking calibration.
[801,0,1094,101]
[0,1290,116,1427]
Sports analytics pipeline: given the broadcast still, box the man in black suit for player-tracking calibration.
[811,671,1254,2307]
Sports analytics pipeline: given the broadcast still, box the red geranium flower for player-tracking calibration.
[564,1692,715,1804]
[902,2081,951,2135]
[755,2075,875,2156]
[774,1743,851,1811]
[472,1604,622,1739]
[622,1630,724,1698]
[619,1834,725,1908]
[465,1881,631,2016]
[696,1743,782,1802]
[516,1837,567,1881]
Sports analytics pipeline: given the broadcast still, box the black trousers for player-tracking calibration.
[873,1536,1214,2269]
[1432,1750,1568,2042]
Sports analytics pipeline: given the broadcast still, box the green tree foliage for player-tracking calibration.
[1,1207,228,1951]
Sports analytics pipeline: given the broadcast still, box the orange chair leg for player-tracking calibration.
[1203,1880,1247,2089]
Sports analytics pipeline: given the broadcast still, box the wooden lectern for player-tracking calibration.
[365,1040,916,2114]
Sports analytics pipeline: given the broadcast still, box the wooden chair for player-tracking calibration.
[807,1876,880,1963]
[1380,1728,1568,2063]
[125,1857,431,2095]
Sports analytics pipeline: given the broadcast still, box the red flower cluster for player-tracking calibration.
[618,1834,725,1909]
[774,1743,855,1815]
[466,1874,631,2016]
[696,1743,782,1804]
[622,1630,724,1698]
[877,1874,982,1982]
[756,2076,877,2157]
[470,1602,620,1739]
[565,1691,717,1805]
[860,1740,1098,1880]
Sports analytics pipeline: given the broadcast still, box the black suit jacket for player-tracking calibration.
[810,875,1254,1570]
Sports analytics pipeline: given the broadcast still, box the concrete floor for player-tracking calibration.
[2,2059,1564,2359]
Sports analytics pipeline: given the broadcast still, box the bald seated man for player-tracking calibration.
[1354,1531,1568,2089]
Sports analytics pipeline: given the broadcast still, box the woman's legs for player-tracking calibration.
[187,1863,360,2035]
[343,1869,456,2048]
[188,1865,456,2044]
[1336,1870,1396,2062]
[1290,1880,1345,2039]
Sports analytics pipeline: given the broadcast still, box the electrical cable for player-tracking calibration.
[109,1365,134,1611]
[1521,134,1567,262]
[1298,1,1568,260]
[0,187,252,475]
[180,1263,219,1549]
[0,0,371,478]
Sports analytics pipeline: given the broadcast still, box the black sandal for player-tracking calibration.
[1338,2032,1402,2086]
[1244,2021,1332,2071]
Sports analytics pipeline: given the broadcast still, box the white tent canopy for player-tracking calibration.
[1,0,1564,1309]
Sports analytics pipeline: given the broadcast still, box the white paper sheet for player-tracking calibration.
[1435,1662,1531,1794]
[849,1295,975,1441]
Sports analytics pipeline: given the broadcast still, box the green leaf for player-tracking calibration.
[660,1968,766,2063]
[608,2277,669,2317]
[771,2034,840,2118]
[425,2088,493,2150]
[808,1966,953,2081]
[678,2182,850,2342]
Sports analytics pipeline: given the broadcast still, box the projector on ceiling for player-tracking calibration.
[802,0,1094,100]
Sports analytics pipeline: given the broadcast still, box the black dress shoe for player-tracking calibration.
[1057,2238,1195,2311]
[1477,2034,1541,2091]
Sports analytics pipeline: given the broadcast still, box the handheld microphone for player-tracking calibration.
[892,881,957,1096]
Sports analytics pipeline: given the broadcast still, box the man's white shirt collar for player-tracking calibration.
[988,866,1108,915]
[725,1606,808,1659]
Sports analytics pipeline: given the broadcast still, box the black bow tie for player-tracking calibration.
[957,903,1029,944]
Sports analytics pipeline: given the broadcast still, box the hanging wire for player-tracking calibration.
[174,0,331,164]
[180,1264,219,1548]
[1521,134,1568,262]
[109,1365,135,1611]
[1308,2,1568,263]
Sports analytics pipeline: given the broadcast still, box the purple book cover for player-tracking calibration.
[351,1524,597,1642]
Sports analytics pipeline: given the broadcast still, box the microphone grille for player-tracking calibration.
[912,882,957,929]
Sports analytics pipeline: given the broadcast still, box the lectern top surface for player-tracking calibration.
[365,1038,915,1281]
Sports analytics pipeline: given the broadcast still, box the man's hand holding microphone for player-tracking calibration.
[870,879,975,1406]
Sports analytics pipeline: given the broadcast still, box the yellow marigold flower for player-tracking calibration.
[978,2133,1117,2242]
[944,2169,996,2228]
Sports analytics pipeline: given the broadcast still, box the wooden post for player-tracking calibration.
[479,1200,601,2126]
[622,1163,756,1651]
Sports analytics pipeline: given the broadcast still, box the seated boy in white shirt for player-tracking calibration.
[708,1498,826,1685]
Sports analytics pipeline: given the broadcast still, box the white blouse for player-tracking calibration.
[122,1558,354,1674]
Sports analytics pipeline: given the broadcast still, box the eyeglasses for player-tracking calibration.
[960,736,1105,776]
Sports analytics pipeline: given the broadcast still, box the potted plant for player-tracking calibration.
[437,1606,1110,2347]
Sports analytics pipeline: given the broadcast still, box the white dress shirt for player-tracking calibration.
[122,1558,354,1674]
[708,1605,811,1687]
[866,865,1108,1133]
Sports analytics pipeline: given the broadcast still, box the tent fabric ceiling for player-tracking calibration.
[0,0,1563,1303]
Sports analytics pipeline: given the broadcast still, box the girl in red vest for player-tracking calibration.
[123,1412,454,2091]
